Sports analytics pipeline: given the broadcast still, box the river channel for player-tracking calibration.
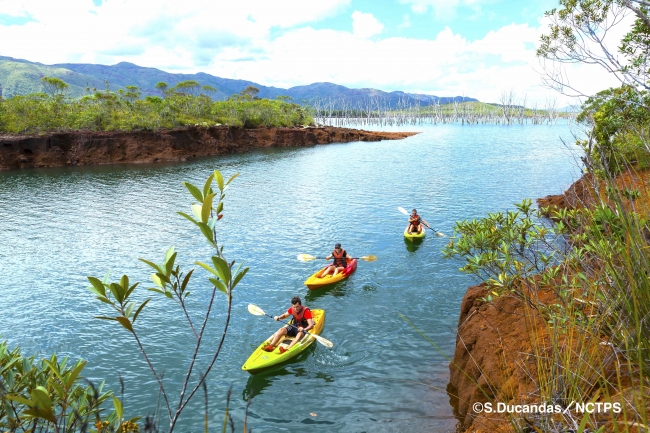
[0,122,582,432]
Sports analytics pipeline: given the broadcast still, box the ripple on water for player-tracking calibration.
[0,122,582,432]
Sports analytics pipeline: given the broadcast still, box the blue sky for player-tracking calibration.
[0,0,620,104]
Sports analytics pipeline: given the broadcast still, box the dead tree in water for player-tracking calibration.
[309,93,573,127]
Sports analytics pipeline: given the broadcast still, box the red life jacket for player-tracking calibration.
[290,307,310,328]
[332,249,347,268]
[410,214,421,227]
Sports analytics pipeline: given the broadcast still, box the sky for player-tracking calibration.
[0,0,626,105]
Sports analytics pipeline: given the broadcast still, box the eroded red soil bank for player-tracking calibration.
[0,126,417,171]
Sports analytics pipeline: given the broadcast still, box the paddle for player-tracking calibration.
[398,206,445,237]
[296,254,378,262]
[247,304,334,348]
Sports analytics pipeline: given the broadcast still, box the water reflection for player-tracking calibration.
[404,237,424,252]
[304,279,352,302]
[242,356,336,401]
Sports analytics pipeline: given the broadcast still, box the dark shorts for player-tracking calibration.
[285,325,304,337]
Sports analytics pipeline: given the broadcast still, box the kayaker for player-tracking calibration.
[263,296,314,354]
[321,243,350,278]
[407,209,431,234]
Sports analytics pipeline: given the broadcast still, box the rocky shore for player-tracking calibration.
[0,126,418,171]
[448,168,650,432]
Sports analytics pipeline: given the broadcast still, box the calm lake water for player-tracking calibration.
[0,122,582,432]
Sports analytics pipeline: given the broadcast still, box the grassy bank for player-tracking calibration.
[444,90,650,431]
[0,78,313,135]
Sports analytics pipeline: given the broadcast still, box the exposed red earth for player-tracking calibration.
[0,126,418,171]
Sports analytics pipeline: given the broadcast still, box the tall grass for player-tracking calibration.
[444,155,650,431]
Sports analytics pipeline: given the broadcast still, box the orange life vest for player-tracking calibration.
[290,307,310,328]
[332,248,347,268]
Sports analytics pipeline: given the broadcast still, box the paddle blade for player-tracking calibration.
[312,333,334,348]
[359,255,378,262]
[397,206,409,215]
[297,254,318,262]
[247,304,266,316]
[436,231,445,237]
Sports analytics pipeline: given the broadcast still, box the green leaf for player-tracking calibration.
[209,278,227,294]
[203,173,215,197]
[42,359,64,382]
[51,381,68,400]
[165,252,177,275]
[147,288,166,295]
[31,386,53,410]
[232,267,249,289]
[198,222,215,246]
[133,299,150,323]
[139,258,163,273]
[183,181,204,202]
[214,170,224,190]
[95,315,119,321]
[116,317,134,333]
[178,211,200,227]
[87,277,107,296]
[216,201,224,214]
[202,193,215,223]
[181,269,194,293]
[195,261,219,276]
[165,246,176,263]
[5,395,33,407]
[211,256,231,283]
[125,302,136,319]
[191,203,203,220]
[151,273,163,287]
[109,283,125,304]
[225,172,239,186]
[65,360,86,388]
[113,396,123,421]
[125,282,139,300]
[156,272,171,284]
[120,275,129,291]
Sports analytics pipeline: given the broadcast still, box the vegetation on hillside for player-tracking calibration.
[442,1,650,431]
[0,78,313,134]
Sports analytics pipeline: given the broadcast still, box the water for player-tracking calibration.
[0,123,582,432]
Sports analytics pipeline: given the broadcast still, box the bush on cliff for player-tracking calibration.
[0,78,314,134]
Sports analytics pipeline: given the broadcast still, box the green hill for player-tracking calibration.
[0,56,477,107]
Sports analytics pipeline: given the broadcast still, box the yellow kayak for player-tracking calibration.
[303,258,357,290]
[404,226,426,241]
[242,309,325,374]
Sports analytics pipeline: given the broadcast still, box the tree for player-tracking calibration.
[537,0,650,96]
[240,86,259,100]
[87,170,247,432]
[172,80,201,97]
[156,82,169,98]
[41,77,68,99]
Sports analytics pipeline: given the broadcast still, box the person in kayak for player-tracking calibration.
[320,243,350,278]
[263,296,314,353]
[407,209,432,234]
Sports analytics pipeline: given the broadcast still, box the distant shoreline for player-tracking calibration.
[0,126,418,171]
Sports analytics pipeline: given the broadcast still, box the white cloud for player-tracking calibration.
[0,0,624,105]
[399,0,491,20]
[398,14,411,29]
[351,11,384,38]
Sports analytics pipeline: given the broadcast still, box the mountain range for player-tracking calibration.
[0,55,476,107]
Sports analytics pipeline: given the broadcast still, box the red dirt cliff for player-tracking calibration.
[0,126,418,171]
